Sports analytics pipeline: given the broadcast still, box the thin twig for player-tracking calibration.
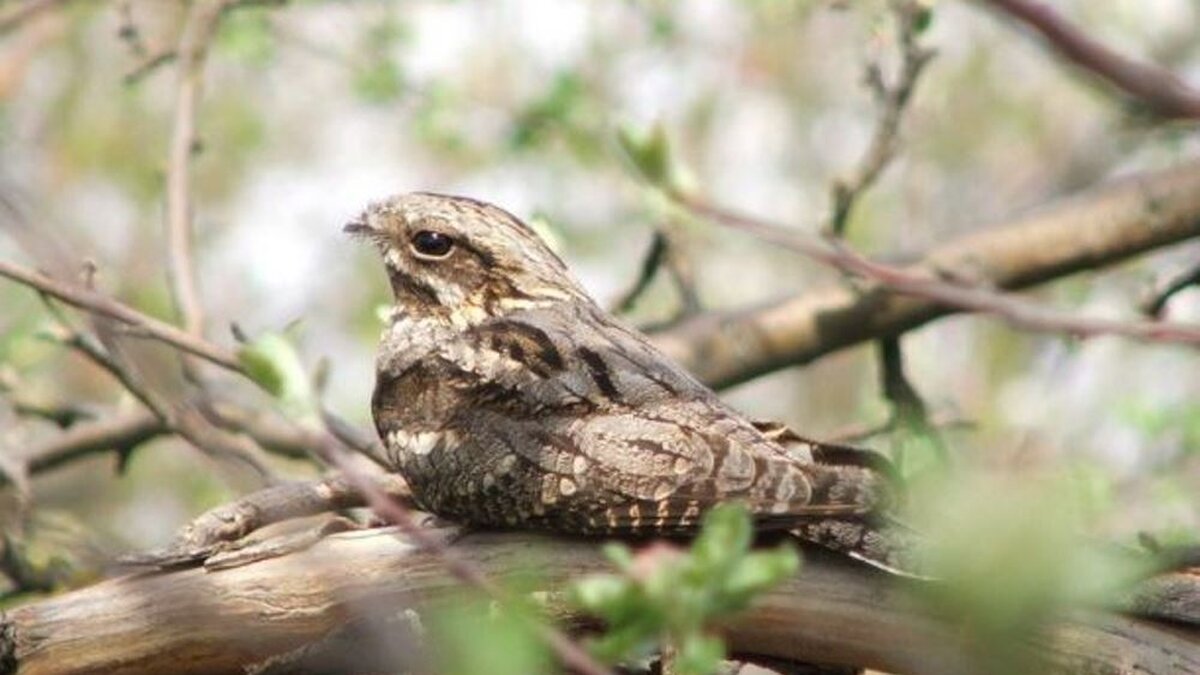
[1140,261,1200,318]
[611,230,669,314]
[828,0,935,237]
[611,224,703,322]
[36,296,277,482]
[980,0,1200,119]
[0,0,83,36]
[0,260,242,371]
[674,193,1200,346]
[165,0,233,374]
[6,411,166,482]
[876,336,948,465]
[824,410,975,444]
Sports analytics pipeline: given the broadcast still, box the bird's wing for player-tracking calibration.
[453,305,892,532]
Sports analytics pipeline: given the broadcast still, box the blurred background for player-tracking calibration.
[0,1,1198,666]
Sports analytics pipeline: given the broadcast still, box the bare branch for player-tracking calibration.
[828,0,935,236]
[0,0,84,36]
[164,0,233,372]
[9,411,165,481]
[652,161,1200,388]
[120,473,411,567]
[979,0,1200,119]
[0,260,242,371]
[1140,260,1200,318]
[680,193,1200,343]
[1,532,1195,674]
[610,225,702,322]
[611,229,669,314]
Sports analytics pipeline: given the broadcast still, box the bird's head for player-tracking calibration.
[346,192,588,324]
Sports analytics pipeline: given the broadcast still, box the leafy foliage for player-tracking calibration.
[571,504,799,674]
[428,593,552,675]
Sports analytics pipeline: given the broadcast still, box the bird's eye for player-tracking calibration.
[410,230,455,259]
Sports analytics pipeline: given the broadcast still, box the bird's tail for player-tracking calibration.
[754,420,929,577]
[790,516,930,578]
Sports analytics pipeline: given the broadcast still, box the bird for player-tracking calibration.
[347,192,914,574]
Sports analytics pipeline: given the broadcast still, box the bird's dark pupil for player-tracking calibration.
[412,231,453,256]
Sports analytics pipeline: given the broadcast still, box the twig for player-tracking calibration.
[674,193,1200,347]
[828,0,935,236]
[1140,261,1200,318]
[0,0,83,36]
[979,0,1200,119]
[6,411,166,482]
[0,260,242,371]
[165,0,233,373]
[124,51,177,85]
[611,230,669,314]
[0,371,95,428]
[611,224,703,322]
[875,336,948,466]
[651,161,1200,388]
[0,260,390,469]
[38,300,278,483]
[824,410,975,445]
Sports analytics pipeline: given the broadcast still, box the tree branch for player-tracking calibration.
[651,160,1200,389]
[165,0,231,348]
[828,0,934,236]
[0,261,242,371]
[978,0,1200,119]
[0,0,84,36]
[0,531,1195,675]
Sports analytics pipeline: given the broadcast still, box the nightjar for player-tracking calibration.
[347,193,912,574]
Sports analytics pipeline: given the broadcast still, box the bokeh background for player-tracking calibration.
[1,0,1197,649]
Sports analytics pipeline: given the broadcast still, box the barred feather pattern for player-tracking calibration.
[353,192,917,574]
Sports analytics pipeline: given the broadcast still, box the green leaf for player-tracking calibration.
[430,596,551,675]
[675,633,725,675]
[568,503,797,669]
[217,9,276,66]
[352,59,405,104]
[913,4,935,34]
[236,331,319,423]
[616,122,676,190]
[721,546,800,607]
[692,503,752,572]
[570,575,631,615]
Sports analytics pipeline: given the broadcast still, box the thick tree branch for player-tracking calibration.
[978,0,1200,119]
[0,531,1195,675]
[651,161,1200,389]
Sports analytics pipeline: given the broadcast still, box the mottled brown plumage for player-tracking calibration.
[349,193,913,573]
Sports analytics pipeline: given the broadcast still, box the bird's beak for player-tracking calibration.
[343,216,371,237]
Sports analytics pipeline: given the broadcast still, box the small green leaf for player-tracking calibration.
[692,503,752,572]
[675,633,725,675]
[430,596,551,675]
[722,546,800,606]
[616,122,675,190]
[601,541,635,571]
[570,575,630,614]
[913,5,934,34]
[569,503,797,670]
[236,331,319,423]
